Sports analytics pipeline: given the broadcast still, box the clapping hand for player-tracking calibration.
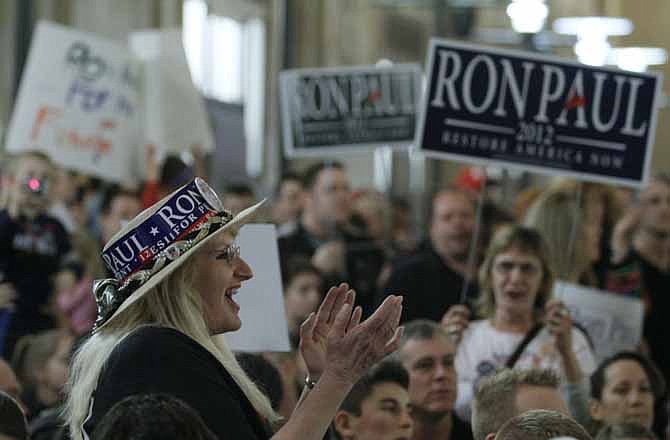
[299,283,403,386]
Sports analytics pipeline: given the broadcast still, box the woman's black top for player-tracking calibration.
[82,326,269,439]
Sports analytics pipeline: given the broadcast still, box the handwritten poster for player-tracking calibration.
[553,281,644,361]
[6,21,143,182]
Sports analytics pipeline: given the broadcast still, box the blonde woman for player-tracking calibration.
[523,186,603,287]
[65,178,403,440]
[442,225,596,423]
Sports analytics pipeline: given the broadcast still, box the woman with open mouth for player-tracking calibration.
[64,177,404,440]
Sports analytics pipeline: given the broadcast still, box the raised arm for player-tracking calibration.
[271,283,403,440]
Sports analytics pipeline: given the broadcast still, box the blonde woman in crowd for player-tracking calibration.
[442,225,596,424]
[65,177,403,440]
[523,186,604,287]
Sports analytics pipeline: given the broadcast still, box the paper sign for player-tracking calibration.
[222,224,290,352]
[280,64,422,156]
[416,38,663,188]
[6,21,143,182]
[553,281,644,362]
[128,29,214,156]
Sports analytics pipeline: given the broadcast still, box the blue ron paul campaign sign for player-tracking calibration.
[280,64,422,156]
[416,39,663,187]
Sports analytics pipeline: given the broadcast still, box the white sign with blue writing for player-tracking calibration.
[553,281,644,362]
[416,38,663,187]
[6,21,143,182]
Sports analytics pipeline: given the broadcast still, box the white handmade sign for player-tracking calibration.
[6,21,143,182]
[6,22,214,183]
[128,29,214,157]
[222,224,291,352]
[553,281,644,362]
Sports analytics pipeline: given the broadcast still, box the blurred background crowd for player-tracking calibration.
[0,1,669,440]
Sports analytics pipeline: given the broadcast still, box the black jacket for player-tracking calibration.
[378,242,478,323]
[278,222,385,318]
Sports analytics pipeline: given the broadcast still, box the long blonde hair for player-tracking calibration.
[523,188,594,284]
[65,258,279,439]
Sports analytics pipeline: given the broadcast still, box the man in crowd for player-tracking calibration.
[333,360,413,440]
[0,152,70,357]
[472,369,570,440]
[494,409,592,440]
[394,319,472,440]
[272,172,305,236]
[278,161,384,317]
[99,185,142,246]
[222,183,256,216]
[608,174,670,435]
[380,189,478,322]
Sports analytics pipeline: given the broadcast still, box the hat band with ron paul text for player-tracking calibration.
[94,178,233,331]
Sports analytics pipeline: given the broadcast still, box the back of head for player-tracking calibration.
[0,391,28,440]
[472,369,561,440]
[523,188,588,280]
[594,422,657,440]
[92,393,217,440]
[495,410,592,440]
[11,329,63,387]
[160,155,194,191]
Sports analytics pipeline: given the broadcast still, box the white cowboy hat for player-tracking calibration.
[93,177,264,332]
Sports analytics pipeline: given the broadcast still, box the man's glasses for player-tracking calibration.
[214,244,241,264]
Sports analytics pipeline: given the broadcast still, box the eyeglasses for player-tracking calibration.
[493,260,540,276]
[214,244,241,264]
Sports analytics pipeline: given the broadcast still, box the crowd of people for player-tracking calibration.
[0,147,667,440]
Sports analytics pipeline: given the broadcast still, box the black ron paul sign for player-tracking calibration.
[416,39,663,187]
[280,64,422,156]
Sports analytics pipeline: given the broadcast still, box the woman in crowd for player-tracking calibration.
[65,177,403,440]
[589,351,666,438]
[11,329,74,419]
[442,225,596,422]
[523,185,605,287]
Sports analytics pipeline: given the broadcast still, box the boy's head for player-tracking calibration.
[281,257,323,331]
[334,360,413,440]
